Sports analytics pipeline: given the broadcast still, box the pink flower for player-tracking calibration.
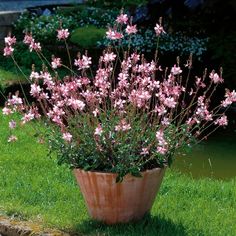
[209,71,223,84]
[29,41,41,52]
[129,89,151,108]
[29,71,40,80]
[2,107,13,115]
[214,115,228,126]
[115,119,131,132]
[125,25,137,35]
[141,147,149,155]
[163,97,177,108]
[51,57,62,69]
[30,84,41,98]
[157,146,167,155]
[21,112,35,124]
[7,95,23,106]
[106,29,123,40]
[52,106,65,116]
[116,14,129,24]
[186,117,196,126]
[171,65,182,75]
[156,130,166,145]
[5,36,16,46]
[39,92,49,100]
[195,98,213,121]
[57,29,70,40]
[93,108,99,117]
[62,132,72,142]
[195,77,206,88]
[221,90,236,107]
[8,135,18,143]
[74,55,92,70]
[67,98,85,111]
[114,99,126,110]
[80,77,90,86]
[102,52,116,63]
[23,33,34,45]
[94,125,103,136]
[42,72,54,88]
[154,23,165,36]
[3,46,14,56]
[131,53,140,62]
[205,113,213,121]
[156,129,168,154]
[51,116,63,125]
[138,62,156,74]
[197,96,205,106]
[155,105,167,116]
[161,117,170,126]
[9,120,16,129]
[29,107,41,119]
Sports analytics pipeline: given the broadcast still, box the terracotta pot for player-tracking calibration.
[73,167,165,224]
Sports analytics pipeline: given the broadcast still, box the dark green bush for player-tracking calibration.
[208,32,236,87]
[86,0,147,8]
[70,26,106,49]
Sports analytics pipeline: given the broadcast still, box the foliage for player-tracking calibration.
[98,29,208,59]
[48,116,192,181]
[207,33,236,88]
[13,5,208,60]
[13,12,76,44]
[68,6,119,28]
[85,0,148,8]
[13,6,119,45]
[150,0,236,86]
[70,26,106,49]
[198,0,236,87]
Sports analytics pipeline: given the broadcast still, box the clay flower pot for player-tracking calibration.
[73,167,166,224]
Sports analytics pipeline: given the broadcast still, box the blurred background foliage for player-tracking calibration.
[0,0,235,91]
[145,0,236,87]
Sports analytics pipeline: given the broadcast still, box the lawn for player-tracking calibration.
[0,111,236,236]
[0,68,26,91]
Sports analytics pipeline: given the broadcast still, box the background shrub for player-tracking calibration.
[70,26,106,49]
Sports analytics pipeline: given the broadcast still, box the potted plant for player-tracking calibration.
[2,12,235,224]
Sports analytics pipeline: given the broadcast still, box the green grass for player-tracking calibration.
[70,25,106,49]
[0,67,26,91]
[0,112,236,235]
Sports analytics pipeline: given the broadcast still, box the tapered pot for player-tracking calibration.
[73,167,166,224]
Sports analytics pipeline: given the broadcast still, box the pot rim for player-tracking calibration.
[73,166,167,176]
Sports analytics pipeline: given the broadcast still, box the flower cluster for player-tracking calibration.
[23,33,41,52]
[3,34,16,56]
[57,29,70,40]
[106,14,163,40]
[2,13,235,178]
[154,23,166,36]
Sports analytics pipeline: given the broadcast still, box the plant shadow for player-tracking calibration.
[71,214,188,236]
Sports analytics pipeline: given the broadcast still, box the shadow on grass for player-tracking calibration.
[71,214,188,236]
